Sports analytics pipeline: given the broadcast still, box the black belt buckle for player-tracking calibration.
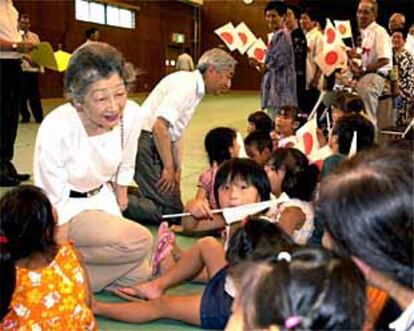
[69,185,103,198]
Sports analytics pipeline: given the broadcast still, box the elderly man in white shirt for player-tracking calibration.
[126,48,236,224]
[350,0,392,126]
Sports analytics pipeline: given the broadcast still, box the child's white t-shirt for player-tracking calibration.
[266,193,315,245]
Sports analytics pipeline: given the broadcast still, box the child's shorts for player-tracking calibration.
[200,267,233,329]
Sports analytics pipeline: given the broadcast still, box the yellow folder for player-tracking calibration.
[30,42,71,72]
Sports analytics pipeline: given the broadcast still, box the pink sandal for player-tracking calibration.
[151,222,175,276]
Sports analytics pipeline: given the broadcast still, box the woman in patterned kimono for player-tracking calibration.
[391,28,414,126]
[251,1,297,120]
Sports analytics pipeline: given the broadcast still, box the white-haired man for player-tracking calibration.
[126,48,237,224]
[350,0,392,126]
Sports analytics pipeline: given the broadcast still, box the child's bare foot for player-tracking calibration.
[118,280,164,300]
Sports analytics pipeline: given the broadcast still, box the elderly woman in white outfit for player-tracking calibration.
[34,42,152,292]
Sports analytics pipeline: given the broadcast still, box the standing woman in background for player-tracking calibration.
[0,0,35,186]
[34,42,153,293]
[391,28,414,126]
[251,1,297,120]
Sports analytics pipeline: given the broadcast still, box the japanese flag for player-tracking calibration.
[294,115,319,157]
[348,131,357,158]
[247,38,267,63]
[324,19,341,49]
[315,19,347,76]
[234,22,257,54]
[334,20,353,39]
[309,145,334,170]
[215,22,240,51]
[222,196,290,225]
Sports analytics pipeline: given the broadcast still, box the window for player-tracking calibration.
[75,0,136,29]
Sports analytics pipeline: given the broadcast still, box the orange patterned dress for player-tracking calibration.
[1,244,97,330]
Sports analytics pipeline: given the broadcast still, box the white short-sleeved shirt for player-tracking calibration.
[141,70,205,142]
[0,0,22,59]
[267,193,314,245]
[305,27,324,90]
[34,100,144,225]
[360,21,392,75]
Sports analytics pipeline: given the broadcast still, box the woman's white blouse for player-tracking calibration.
[34,100,144,225]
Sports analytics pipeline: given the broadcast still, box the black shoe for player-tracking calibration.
[17,173,30,181]
[0,175,21,187]
[21,118,30,123]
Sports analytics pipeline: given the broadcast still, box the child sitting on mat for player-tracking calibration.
[264,147,319,244]
[0,185,96,330]
[93,217,296,330]
[226,247,366,331]
[181,127,240,235]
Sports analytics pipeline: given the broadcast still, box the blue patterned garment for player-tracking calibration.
[261,29,298,115]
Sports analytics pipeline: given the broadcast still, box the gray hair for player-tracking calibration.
[196,48,237,74]
[64,42,136,104]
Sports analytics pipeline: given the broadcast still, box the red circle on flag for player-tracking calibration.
[303,133,313,155]
[254,48,265,62]
[220,32,233,45]
[338,24,347,35]
[326,28,336,43]
[325,51,338,65]
[314,159,324,171]
[238,32,248,45]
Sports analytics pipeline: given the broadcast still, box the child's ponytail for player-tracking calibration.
[272,148,319,201]
[0,230,16,320]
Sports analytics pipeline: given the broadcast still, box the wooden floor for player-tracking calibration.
[2,91,260,330]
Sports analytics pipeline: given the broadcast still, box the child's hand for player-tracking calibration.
[186,199,214,220]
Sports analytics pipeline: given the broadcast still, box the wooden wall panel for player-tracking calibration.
[14,0,195,98]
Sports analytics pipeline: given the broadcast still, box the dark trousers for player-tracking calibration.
[303,89,320,115]
[296,73,307,114]
[124,131,184,225]
[20,71,43,122]
[0,59,23,178]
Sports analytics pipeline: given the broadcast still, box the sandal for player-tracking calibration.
[151,222,175,276]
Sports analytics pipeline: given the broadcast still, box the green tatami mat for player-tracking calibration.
[96,226,208,330]
[96,284,205,331]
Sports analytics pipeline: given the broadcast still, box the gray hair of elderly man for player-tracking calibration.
[196,48,237,74]
[64,42,136,104]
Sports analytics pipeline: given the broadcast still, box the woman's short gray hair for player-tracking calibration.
[196,48,237,74]
[64,42,136,104]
